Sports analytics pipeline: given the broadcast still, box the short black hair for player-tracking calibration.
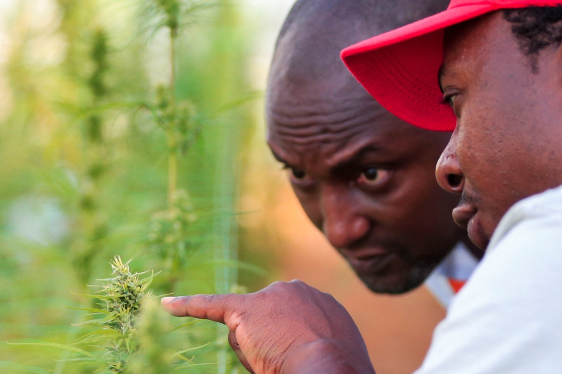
[270,0,449,85]
[503,6,562,72]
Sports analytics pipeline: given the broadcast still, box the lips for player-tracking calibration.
[453,203,490,249]
[452,204,477,229]
[341,248,395,275]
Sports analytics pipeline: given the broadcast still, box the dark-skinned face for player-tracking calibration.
[437,11,562,249]
[266,75,466,294]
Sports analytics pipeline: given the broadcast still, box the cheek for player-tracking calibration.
[455,105,527,231]
[379,171,462,255]
[386,168,458,227]
[455,104,499,185]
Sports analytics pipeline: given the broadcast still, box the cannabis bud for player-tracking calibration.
[98,256,155,373]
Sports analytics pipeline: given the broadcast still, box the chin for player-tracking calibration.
[359,266,435,295]
[467,220,491,250]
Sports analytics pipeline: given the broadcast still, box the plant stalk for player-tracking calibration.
[168,27,178,208]
[168,134,178,206]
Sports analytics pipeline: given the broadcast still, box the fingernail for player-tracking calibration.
[161,297,175,305]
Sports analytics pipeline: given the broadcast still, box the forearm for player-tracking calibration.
[281,339,376,374]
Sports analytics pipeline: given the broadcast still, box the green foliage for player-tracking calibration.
[140,0,218,37]
[89,29,110,103]
[0,0,257,372]
[129,297,175,374]
[149,190,195,256]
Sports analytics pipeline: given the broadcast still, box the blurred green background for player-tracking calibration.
[0,0,294,372]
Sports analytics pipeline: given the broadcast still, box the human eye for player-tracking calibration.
[356,167,391,188]
[282,165,314,185]
[442,93,457,108]
[442,91,461,118]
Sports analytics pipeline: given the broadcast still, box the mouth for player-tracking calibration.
[341,247,396,275]
[452,204,477,230]
[453,203,489,249]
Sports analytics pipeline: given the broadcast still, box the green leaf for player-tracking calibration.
[167,319,203,333]
[172,342,210,357]
[65,306,108,314]
[72,312,117,326]
[71,292,111,300]
[174,361,219,370]
[74,329,123,344]
[7,341,103,362]
[54,357,98,363]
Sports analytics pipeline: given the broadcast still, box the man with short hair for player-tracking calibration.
[163,1,562,373]
[267,0,478,303]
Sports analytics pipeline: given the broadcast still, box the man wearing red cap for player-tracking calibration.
[162,1,562,373]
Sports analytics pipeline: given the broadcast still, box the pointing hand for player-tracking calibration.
[162,280,375,374]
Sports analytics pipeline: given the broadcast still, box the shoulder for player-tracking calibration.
[416,186,562,374]
[489,184,562,250]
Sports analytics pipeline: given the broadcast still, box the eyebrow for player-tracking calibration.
[271,150,290,166]
[271,144,387,170]
[335,144,386,170]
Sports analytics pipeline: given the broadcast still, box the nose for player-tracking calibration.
[436,135,464,194]
[320,184,370,249]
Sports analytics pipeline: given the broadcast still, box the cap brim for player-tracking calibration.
[341,3,499,131]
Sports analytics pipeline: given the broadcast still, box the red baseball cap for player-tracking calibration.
[341,0,562,132]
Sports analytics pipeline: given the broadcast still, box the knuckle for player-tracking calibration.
[289,279,305,286]
[266,281,287,292]
[322,292,339,304]
[190,294,210,304]
[270,280,285,288]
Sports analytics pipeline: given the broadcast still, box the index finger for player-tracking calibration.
[161,294,247,326]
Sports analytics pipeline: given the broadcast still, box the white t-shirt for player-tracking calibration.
[415,185,562,374]
[424,242,479,308]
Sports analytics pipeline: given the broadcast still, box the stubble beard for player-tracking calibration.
[359,261,439,295]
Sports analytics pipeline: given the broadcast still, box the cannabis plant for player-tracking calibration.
[11,256,158,373]
[10,255,216,373]
[96,256,154,372]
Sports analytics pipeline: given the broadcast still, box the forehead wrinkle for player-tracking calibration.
[268,105,376,145]
[269,94,386,132]
[276,125,364,148]
[267,92,398,161]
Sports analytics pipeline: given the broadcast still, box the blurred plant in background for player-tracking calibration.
[0,0,267,372]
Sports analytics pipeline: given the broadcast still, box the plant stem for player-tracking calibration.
[168,135,178,207]
[167,27,178,208]
[170,27,177,99]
